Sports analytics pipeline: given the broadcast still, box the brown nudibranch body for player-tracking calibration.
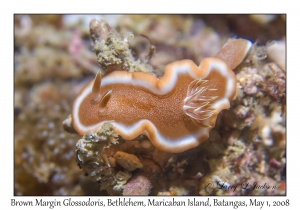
[72,39,252,153]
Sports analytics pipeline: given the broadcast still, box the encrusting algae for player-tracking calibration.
[14,15,286,196]
[90,19,154,75]
[75,122,132,192]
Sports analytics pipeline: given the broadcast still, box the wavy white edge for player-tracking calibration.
[72,58,235,152]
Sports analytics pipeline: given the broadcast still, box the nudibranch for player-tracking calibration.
[72,39,252,153]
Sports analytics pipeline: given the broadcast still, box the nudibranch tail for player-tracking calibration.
[215,38,252,70]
